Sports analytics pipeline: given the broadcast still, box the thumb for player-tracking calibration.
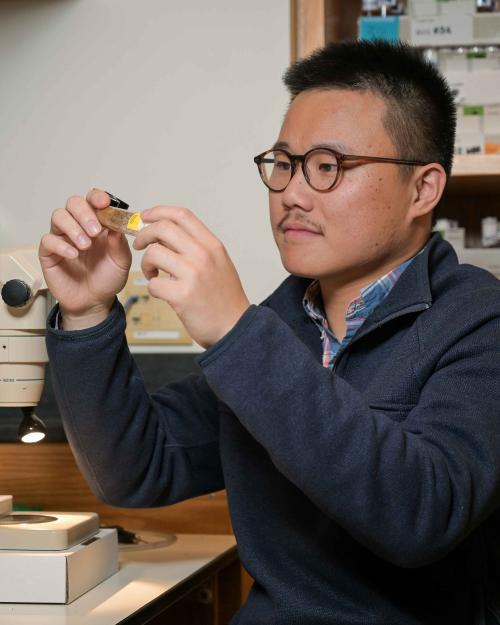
[107,229,132,270]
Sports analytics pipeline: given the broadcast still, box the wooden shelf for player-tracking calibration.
[448,154,500,194]
[452,154,500,178]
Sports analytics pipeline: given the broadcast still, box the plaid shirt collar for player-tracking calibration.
[303,255,417,368]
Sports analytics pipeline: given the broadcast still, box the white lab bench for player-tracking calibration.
[0,533,239,625]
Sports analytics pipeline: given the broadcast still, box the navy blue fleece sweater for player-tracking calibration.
[47,233,500,624]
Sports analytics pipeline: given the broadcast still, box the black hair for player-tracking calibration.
[283,40,456,176]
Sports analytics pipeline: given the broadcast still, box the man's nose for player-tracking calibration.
[281,163,313,211]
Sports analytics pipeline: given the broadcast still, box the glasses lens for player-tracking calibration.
[305,149,339,191]
[259,150,291,191]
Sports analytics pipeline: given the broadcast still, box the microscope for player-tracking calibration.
[0,248,119,603]
[0,247,51,442]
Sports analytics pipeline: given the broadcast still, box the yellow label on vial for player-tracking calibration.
[127,212,144,232]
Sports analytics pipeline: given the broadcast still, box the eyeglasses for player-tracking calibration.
[253,147,428,192]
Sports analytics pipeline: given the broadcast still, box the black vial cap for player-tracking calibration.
[105,191,129,210]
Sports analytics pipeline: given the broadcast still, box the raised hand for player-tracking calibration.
[39,190,132,329]
[133,206,250,348]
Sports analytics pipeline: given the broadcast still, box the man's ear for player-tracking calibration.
[409,163,447,220]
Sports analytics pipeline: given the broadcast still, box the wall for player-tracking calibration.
[0,0,289,305]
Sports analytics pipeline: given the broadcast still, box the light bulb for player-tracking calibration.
[18,407,46,444]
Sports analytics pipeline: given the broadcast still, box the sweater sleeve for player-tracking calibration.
[46,300,224,507]
[198,303,500,568]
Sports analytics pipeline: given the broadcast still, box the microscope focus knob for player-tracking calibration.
[1,279,32,307]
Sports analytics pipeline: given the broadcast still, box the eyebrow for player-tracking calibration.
[272,140,352,153]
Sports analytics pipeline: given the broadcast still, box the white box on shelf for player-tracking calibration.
[485,133,500,154]
[408,0,476,17]
[469,51,500,72]
[410,14,474,46]
[438,227,466,249]
[398,13,500,46]
[440,50,468,73]
[457,106,483,134]
[457,248,500,279]
[446,71,500,106]
[0,529,118,604]
[455,132,484,154]
[0,496,12,518]
[0,511,100,551]
[485,104,500,132]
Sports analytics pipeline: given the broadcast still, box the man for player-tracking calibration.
[39,40,500,624]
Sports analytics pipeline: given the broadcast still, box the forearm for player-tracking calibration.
[47,301,223,507]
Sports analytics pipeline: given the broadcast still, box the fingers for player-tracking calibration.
[106,229,133,269]
[65,195,103,238]
[39,232,78,264]
[85,188,112,210]
[141,242,181,281]
[134,206,225,277]
[140,205,217,243]
[48,195,104,255]
[133,217,199,256]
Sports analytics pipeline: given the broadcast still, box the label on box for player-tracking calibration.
[411,15,473,45]
[463,106,485,116]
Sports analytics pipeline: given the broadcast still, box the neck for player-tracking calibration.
[319,277,368,343]
[319,239,427,341]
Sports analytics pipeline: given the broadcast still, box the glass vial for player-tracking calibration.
[96,206,145,237]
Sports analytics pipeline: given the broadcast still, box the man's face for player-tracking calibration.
[269,88,417,285]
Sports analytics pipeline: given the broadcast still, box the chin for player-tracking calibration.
[281,257,323,280]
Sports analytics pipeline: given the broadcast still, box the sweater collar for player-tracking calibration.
[263,232,456,345]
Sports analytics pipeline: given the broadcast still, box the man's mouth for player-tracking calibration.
[280,219,323,237]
